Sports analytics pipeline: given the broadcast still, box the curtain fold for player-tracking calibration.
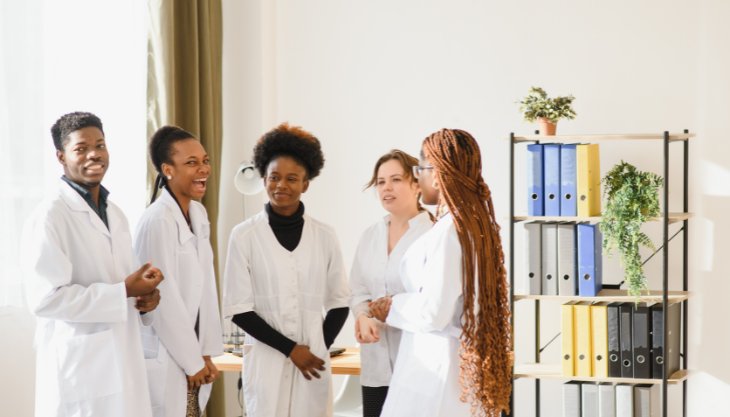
[147,0,226,415]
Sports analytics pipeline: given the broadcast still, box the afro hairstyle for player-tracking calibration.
[51,112,104,151]
[253,122,325,180]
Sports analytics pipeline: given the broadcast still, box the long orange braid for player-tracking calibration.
[423,128,513,416]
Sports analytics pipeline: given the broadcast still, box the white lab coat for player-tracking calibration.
[348,212,432,387]
[21,179,155,417]
[133,188,224,417]
[381,213,472,417]
[222,209,350,417]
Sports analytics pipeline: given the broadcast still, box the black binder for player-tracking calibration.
[619,303,633,378]
[652,303,681,380]
[632,303,652,379]
[607,302,622,378]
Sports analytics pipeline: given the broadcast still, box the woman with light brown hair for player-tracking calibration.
[370,129,513,417]
[348,150,433,417]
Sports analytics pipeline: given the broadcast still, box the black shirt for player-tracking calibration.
[61,175,109,229]
[265,201,305,251]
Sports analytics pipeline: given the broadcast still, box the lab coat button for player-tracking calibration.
[292,295,296,298]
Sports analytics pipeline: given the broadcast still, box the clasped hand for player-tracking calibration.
[368,296,392,322]
[289,345,325,381]
[125,261,164,312]
[187,357,221,389]
[355,314,380,344]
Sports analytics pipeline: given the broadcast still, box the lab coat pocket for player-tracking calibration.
[57,329,122,403]
[145,345,168,412]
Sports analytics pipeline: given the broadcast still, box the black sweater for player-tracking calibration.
[232,202,349,357]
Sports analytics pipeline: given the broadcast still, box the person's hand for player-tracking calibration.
[355,315,380,344]
[134,288,161,312]
[203,356,220,384]
[368,296,392,322]
[289,345,325,381]
[187,364,209,390]
[125,262,164,298]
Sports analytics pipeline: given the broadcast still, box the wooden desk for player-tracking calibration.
[213,347,361,376]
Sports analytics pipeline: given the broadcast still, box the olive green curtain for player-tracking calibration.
[147,0,226,415]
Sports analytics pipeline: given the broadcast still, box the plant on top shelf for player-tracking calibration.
[516,87,576,135]
[600,161,663,304]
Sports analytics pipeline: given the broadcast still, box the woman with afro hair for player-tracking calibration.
[222,123,350,417]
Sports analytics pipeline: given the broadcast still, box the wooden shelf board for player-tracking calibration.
[514,363,691,385]
[508,212,694,224]
[514,289,694,304]
[502,133,696,142]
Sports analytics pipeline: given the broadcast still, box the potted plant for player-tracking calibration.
[600,161,663,304]
[516,87,576,135]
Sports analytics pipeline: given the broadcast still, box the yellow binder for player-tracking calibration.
[591,302,610,378]
[574,301,593,377]
[576,144,601,216]
[562,301,580,376]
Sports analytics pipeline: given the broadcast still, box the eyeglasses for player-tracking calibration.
[413,166,433,178]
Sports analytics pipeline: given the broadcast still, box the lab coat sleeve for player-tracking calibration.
[22,218,128,323]
[386,225,462,334]
[347,235,372,319]
[222,228,256,319]
[324,228,350,312]
[139,311,155,327]
[200,261,224,357]
[134,217,206,376]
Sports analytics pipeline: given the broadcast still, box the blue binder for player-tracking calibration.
[527,144,544,216]
[544,144,561,216]
[561,144,577,217]
[577,223,603,296]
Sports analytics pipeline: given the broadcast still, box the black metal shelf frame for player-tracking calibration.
[505,131,691,417]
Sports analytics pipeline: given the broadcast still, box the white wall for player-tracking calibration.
[218,1,728,416]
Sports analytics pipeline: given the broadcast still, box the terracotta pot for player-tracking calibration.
[537,117,557,135]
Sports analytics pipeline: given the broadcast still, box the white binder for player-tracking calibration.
[634,385,652,417]
[558,222,578,296]
[563,381,581,417]
[616,384,635,417]
[598,383,615,417]
[581,383,599,417]
[542,222,558,295]
[524,222,542,295]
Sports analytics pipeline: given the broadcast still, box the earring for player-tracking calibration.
[167,175,172,180]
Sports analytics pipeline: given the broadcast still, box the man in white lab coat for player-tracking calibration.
[21,112,165,417]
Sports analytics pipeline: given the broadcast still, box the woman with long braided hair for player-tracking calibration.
[370,129,513,416]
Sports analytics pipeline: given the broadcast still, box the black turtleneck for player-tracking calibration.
[232,201,349,357]
[266,201,305,251]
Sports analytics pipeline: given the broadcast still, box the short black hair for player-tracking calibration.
[253,122,325,180]
[51,112,104,151]
[148,125,197,174]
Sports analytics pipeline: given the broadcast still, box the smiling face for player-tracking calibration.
[264,156,309,214]
[419,145,440,206]
[377,159,420,216]
[57,126,109,188]
[161,138,210,200]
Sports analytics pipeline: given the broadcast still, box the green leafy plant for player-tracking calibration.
[516,87,577,124]
[600,161,663,304]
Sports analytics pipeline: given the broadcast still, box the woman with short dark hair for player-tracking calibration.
[222,122,350,417]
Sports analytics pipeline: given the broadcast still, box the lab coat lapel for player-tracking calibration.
[157,188,195,246]
[190,203,210,266]
[57,179,111,238]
